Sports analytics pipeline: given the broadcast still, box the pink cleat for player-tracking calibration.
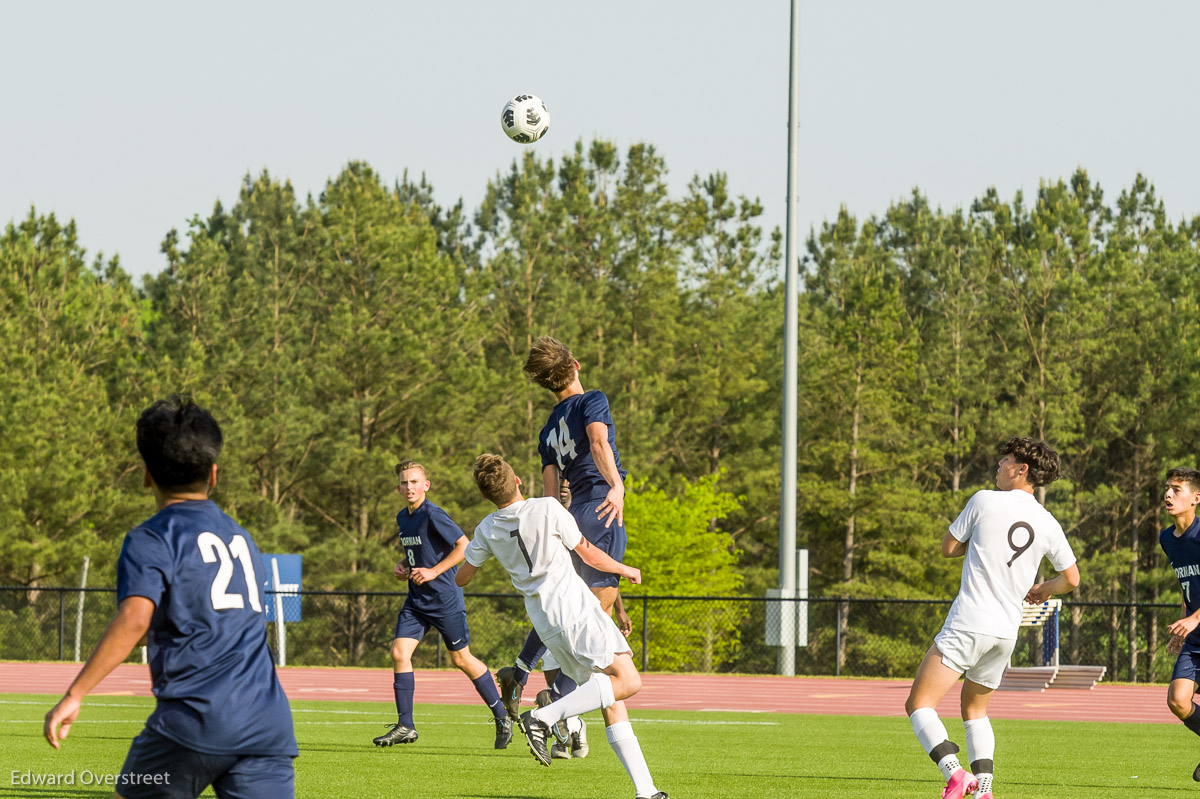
[941,768,978,799]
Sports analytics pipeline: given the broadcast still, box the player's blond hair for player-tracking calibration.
[394,460,427,479]
[474,454,518,506]
[523,336,576,392]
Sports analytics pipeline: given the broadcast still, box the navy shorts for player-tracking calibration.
[394,601,471,651]
[569,497,628,589]
[1173,640,1200,683]
[117,727,294,799]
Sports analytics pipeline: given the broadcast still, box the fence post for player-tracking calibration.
[834,603,843,677]
[58,590,65,661]
[641,595,648,672]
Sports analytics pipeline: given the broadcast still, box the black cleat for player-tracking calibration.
[519,710,552,766]
[496,666,524,727]
[1193,761,1200,782]
[494,716,513,750]
[373,723,418,746]
[636,793,669,799]
[535,689,569,746]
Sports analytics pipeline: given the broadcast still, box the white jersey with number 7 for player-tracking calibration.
[465,496,601,637]
[942,489,1077,639]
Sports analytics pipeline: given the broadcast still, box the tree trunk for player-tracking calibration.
[838,369,862,672]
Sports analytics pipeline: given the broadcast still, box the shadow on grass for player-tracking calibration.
[0,788,111,799]
[724,772,1192,793]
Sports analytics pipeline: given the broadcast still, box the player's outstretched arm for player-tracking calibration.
[573,537,640,585]
[1024,563,1081,605]
[455,562,478,587]
[941,530,967,558]
[44,596,154,749]
[587,422,625,529]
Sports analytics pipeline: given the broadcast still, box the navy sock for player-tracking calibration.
[472,671,506,720]
[1184,704,1200,736]
[515,630,547,686]
[551,672,578,699]
[394,671,415,728]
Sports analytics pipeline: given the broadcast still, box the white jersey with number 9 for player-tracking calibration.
[942,489,1076,639]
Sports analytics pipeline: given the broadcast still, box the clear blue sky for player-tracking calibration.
[3,1,1198,278]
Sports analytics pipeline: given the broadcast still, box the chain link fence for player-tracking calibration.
[0,586,1184,682]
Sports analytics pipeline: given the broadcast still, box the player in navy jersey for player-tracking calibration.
[372,460,511,749]
[496,336,633,759]
[1159,467,1200,781]
[43,396,297,799]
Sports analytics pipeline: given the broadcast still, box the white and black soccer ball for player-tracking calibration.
[500,94,550,144]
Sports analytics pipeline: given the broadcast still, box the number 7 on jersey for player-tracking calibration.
[509,529,534,571]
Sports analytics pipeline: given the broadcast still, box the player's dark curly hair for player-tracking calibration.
[1166,467,1200,493]
[523,336,576,393]
[1000,437,1060,487]
[136,395,223,490]
[474,453,518,506]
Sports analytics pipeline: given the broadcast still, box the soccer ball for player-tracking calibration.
[500,94,550,144]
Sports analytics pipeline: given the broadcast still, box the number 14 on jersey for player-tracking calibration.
[546,417,577,470]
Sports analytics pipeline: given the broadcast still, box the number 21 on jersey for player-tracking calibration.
[546,417,577,470]
[198,532,263,613]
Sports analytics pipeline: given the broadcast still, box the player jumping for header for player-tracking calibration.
[43,396,297,799]
[905,438,1080,799]
[1157,467,1200,781]
[496,336,632,758]
[459,454,666,799]
[372,460,511,749]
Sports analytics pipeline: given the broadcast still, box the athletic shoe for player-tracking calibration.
[1194,760,1200,782]
[571,716,589,758]
[519,710,552,766]
[975,793,994,799]
[535,689,570,745]
[372,723,418,746]
[941,769,977,799]
[636,793,669,799]
[494,716,513,750]
[496,666,523,726]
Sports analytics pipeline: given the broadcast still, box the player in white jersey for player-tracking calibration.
[905,438,1080,799]
[457,454,668,799]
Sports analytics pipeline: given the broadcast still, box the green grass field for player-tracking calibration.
[0,693,1192,798]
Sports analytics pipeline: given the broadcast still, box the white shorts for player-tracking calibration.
[541,605,631,686]
[933,627,1016,690]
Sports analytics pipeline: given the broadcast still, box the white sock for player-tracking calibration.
[606,720,657,798]
[566,715,583,735]
[964,717,995,794]
[910,707,960,779]
[532,677,605,725]
[936,753,962,780]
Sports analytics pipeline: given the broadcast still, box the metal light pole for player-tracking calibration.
[777,0,801,676]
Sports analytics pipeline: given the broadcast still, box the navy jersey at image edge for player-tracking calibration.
[116,500,296,757]
[1160,516,1200,647]
[396,500,467,616]
[537,389,626,503]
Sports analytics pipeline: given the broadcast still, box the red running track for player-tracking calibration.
[0,662,1171,724]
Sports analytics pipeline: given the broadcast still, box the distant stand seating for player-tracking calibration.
[998,599,1106,691]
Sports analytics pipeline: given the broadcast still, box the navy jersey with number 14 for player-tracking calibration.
[537,390,626,504]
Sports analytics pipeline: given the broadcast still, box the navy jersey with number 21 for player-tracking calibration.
[116,499,297,757]
[537,389,626,504]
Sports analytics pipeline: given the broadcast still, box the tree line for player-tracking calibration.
[2,144,1196,678]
